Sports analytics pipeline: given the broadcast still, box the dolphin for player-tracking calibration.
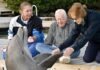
[5,27,42,70]
[5,27,62,70]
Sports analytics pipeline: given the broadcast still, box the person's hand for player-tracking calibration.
[59,56,71,64]
[28,36,36,43]
[58,47,74,64]
[52,48,61,55]
[63,47,74,56]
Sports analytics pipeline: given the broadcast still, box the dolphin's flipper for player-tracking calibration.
[34,53,51,64]
[38,53,62,68]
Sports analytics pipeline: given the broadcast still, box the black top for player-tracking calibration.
[13,15,43,37]
[59,10,100,51]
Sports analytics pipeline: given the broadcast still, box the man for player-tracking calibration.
[36,9,80,58]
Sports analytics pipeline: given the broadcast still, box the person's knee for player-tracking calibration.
[96,57,100,63]
[83,56,94,63]
[36,43,43,50]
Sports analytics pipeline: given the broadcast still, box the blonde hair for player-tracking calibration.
[68,2,87,19]
[19,2,32,10]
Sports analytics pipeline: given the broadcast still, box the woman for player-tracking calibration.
[52,2,100,63]
[7,2,44,57]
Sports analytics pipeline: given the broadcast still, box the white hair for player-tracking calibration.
[55,9,67,19]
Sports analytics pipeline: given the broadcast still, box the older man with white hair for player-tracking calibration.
[36,9,80,58]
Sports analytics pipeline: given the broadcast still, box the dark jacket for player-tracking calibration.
[59,10,100,51]
[8,15,43,38]
[26,16,43,36]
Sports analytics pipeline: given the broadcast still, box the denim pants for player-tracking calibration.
[36,43,80,58]
[28,43,40,57]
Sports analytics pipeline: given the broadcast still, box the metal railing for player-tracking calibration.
[32,5,38,16]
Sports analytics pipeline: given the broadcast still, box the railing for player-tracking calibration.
[32,5,38,16]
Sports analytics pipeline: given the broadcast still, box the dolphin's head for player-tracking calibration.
[6,27,39,70]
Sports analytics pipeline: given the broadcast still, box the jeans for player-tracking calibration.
[36,43,80,58]
[28,43,40,57]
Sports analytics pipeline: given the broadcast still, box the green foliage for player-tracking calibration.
[5,0,100,16]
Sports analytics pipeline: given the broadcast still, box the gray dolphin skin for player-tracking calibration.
[5,27,42,70]
[5,27,62,70]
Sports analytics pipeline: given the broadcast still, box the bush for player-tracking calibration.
[5,0,100,16]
